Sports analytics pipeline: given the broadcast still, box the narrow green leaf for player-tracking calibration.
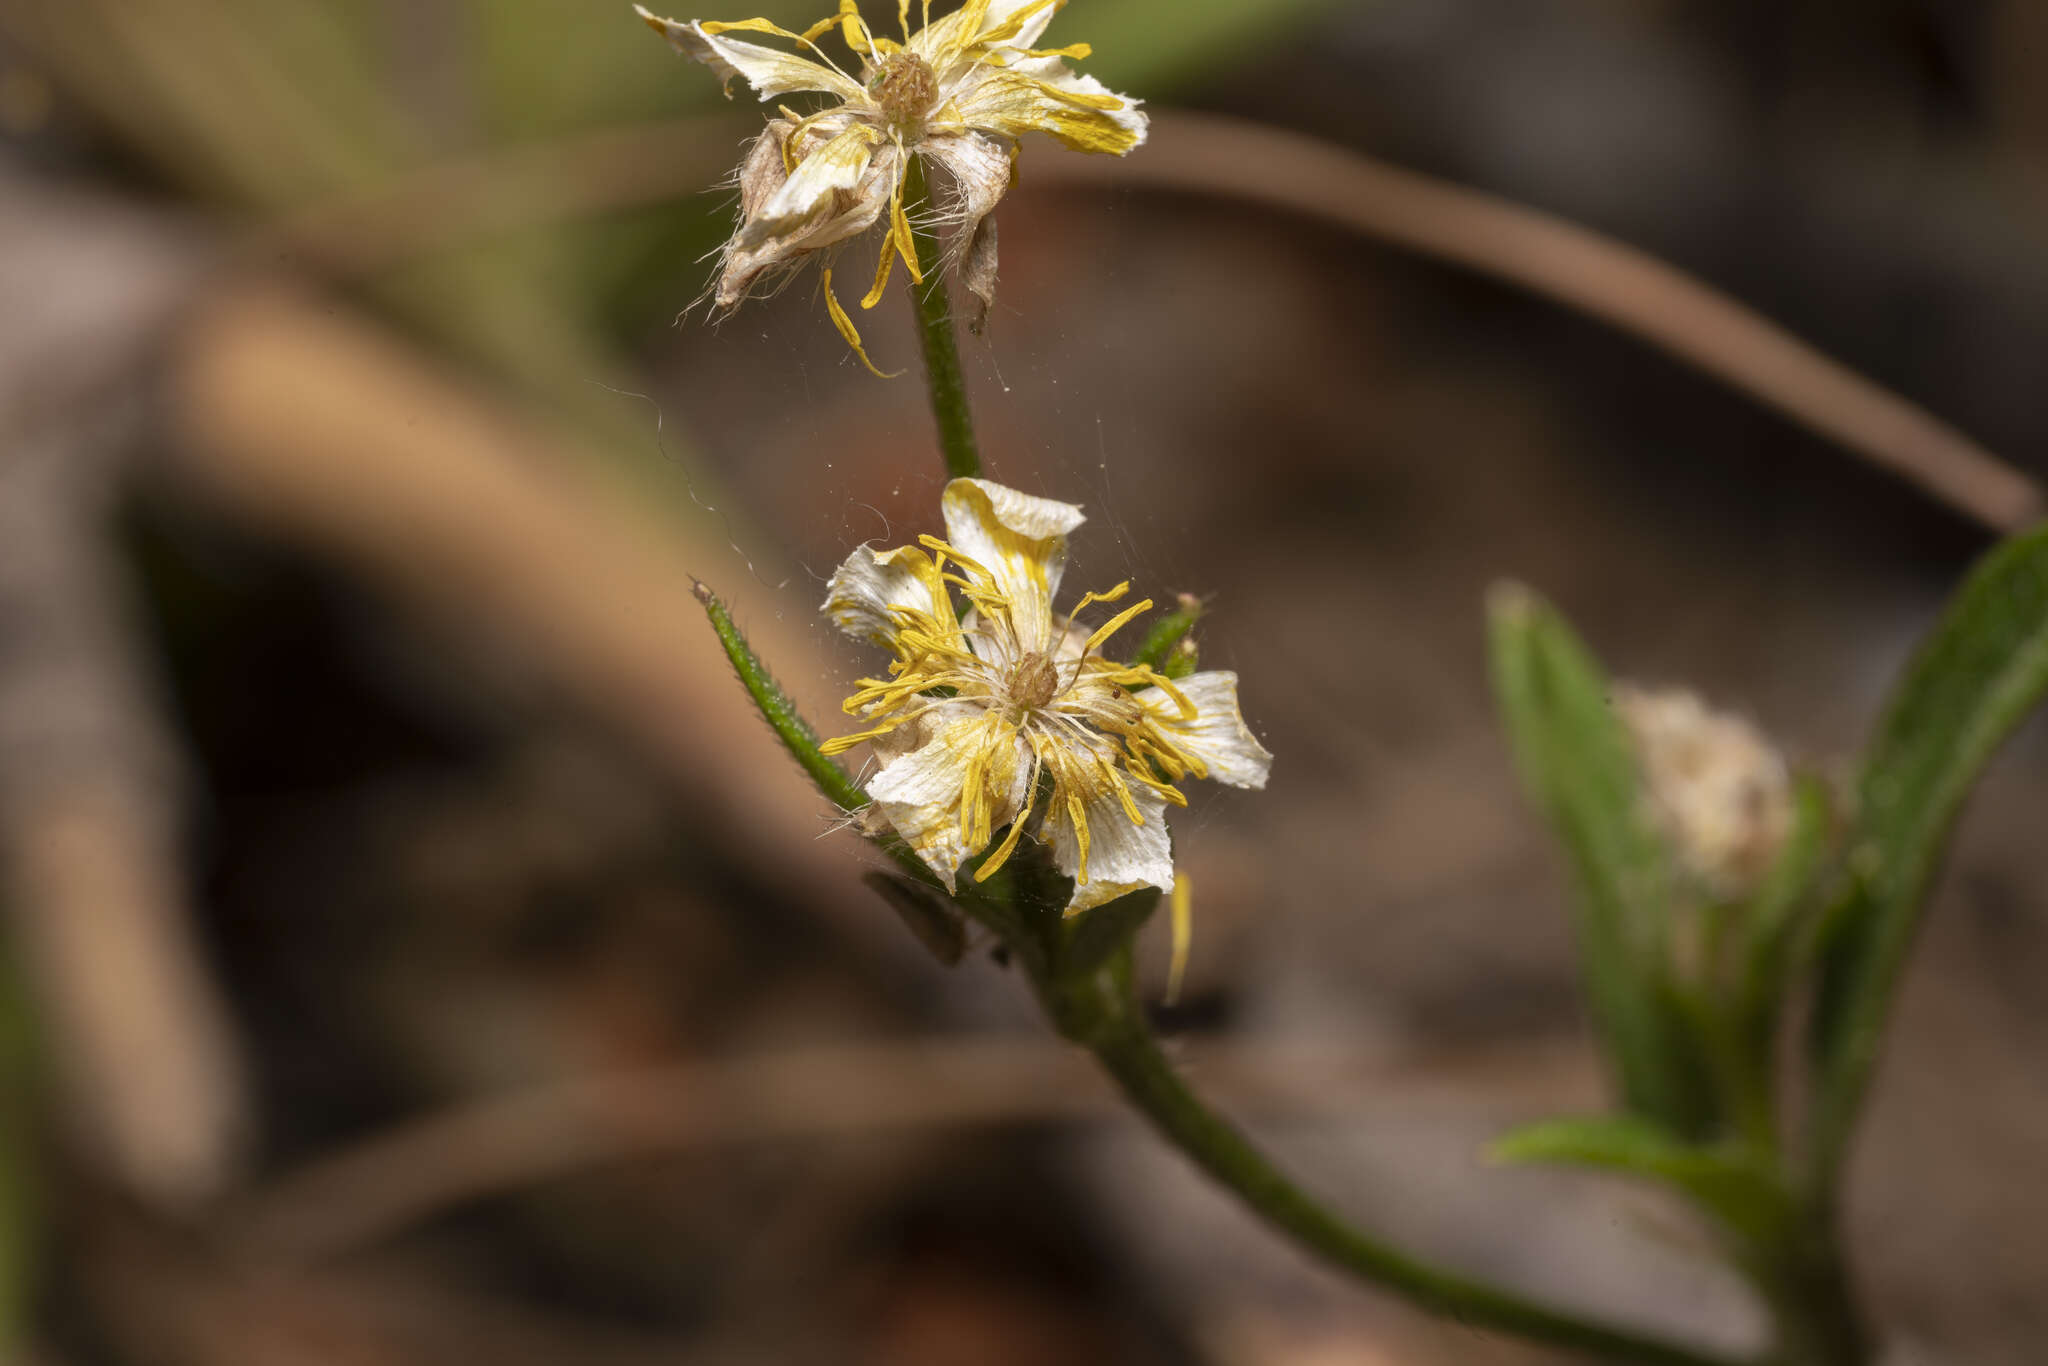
[1491,1115,1790,1246]
[1486,583,1715,1137]
[695,580,866,814]
[1735,775,1831,1047]
[1809,524,2048,1184]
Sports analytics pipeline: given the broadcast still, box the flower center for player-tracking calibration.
[871,52,938,134]
[1008,651,1060,710]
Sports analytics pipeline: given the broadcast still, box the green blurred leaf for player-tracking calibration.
[1491,1115,1789,1246]
[1809,524,2048,1181]
[1129,600,1203,673]
[1486,583,1714,1138]
[1735,775,1830,1044]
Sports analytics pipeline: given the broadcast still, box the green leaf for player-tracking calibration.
[1491,1115,1790,1246]
[1735,775,1831,1046]
[1129,600,1203,673]
[1809,524,2048,1182]
[1486,583,1715,1138]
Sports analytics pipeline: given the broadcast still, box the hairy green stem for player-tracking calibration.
[695,580,866,812]
[903,157,981,481]
[693,579,942,888]
[1042,949,1755,1366]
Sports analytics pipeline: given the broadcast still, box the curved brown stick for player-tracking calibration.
[1055,112,2042,534]
[261,109,2040,534]
[228,1035,1591,1265]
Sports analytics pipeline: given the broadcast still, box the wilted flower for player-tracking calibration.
[1615,684,1793,899]
[820,478,1270,913]
[634,0,1147,371]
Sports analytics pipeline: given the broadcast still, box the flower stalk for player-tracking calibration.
[696,566,1750,1366]
[903,155,982,480]
[1041,945,1754,1366]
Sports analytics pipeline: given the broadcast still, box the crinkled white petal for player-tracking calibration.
[743,125,882,247]
[718,139,900,305]
[914,0,1063,74]
[971,0,1064,55]
[940,478,1084,657]
[916,130,1011,320]
[1045,775,1173,914]
[951,61,1147,154]
[822,543,949,646]
[1141,671,1273,790]
[867,709,1033,892]
[636,8,867,102]
[917,131,1011,234]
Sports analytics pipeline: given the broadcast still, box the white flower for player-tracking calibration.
[820,478,1270,913]
[1615,685,1793,899]
[635,0,1147,370]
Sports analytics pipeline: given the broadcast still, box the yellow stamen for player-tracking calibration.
[1100,759,1143,824]
[889,172,924,283]
[860,226,897,310]
[970,0,1064,49]
[974,751,1039,882]
[1019,41,1090,60]
[780,105,845,173]
[1166,873,1193,1006]
[1067,580,1130,619]
[836,0,873,55]
[1066,785,1089,884]
[823,268,902,378]
[1080,598,1153,658]
[820,718,913,754]
[917,534,993,582]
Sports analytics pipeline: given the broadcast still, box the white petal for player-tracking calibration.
[822,542,949,647]
[940,478,1084,657]
[744,125,882,246]
[918,131,1011,232]
[867,709,1032,891]
[636,9,867,103]
[913,0,1061,75]
[1141,670,1273,790]
[951,61,1146,155]
[1044,773,1173,914]
[917,132,1011,325]
[717,139,899,305]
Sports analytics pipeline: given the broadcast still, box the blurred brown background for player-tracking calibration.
[0,1,2044,1363]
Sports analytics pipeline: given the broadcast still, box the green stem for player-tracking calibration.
[1750,1217,1871,1366]
[902,157,981,481]
[693,579,944,888]
[1042,948,1756,1366]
